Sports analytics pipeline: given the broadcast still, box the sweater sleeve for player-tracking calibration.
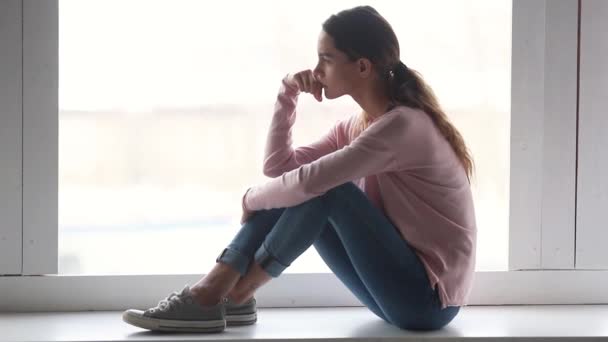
[244,110,406,211]
[263,74,340,178]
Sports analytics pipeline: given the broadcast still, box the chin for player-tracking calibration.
[323,88,344,100]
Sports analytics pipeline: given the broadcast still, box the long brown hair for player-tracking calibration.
[322,6,475,183]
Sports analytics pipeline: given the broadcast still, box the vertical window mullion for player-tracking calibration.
[0,0,23,276]
[509,0,578,270]
[22,0,58,275]
[576,0,608,269]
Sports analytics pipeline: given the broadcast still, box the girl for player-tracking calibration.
[123,5,476,333]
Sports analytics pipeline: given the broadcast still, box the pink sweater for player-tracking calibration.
[243,74,477,309]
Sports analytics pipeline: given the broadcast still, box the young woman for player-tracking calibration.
[123,5,476,333]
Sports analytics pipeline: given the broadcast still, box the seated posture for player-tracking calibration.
[123,5,476,333]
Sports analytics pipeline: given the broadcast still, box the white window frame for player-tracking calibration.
[509,0,579,270]
[575,0,608,268]
[2,0,607,312]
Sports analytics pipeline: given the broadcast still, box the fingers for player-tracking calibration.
[295,72,311,92]
[289,73,302,92]
[312,80,322,102]
[303,72,312,92]
[291,70,322,102]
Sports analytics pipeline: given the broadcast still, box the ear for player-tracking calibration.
[357,58,373,78]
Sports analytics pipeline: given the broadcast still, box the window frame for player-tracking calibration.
[509,0,579,270]
[2,0,604,312]
[575,0,608,268]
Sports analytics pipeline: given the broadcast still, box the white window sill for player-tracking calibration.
[1,305,608,342]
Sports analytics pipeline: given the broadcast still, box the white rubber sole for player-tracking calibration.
[226,312,257,326]
[122,309,225,333]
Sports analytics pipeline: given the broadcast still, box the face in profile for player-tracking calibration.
[313,30,360,100]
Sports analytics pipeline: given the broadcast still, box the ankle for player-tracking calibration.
[190,285,223,306]
[191,262,241,299]
[226,290,254,305]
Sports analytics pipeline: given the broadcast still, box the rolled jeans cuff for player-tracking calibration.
[254,243,289,278]
[216,247,250,276]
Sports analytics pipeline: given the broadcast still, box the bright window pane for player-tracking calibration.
[59,0,511,275]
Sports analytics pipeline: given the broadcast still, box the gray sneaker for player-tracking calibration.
[122,284,226,333]
[223,296,257,326]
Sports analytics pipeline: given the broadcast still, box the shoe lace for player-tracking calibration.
[149,285,191,313]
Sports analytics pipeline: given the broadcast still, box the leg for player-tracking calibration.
[190,208,286,306]
[312,221,390,322]
[189,261,243,306]
[205,190,392,308]
[224,259,271,305]
[222,220,401,317]
[318,183,461,330]
[224,220,399,315]
[246,182,460,330]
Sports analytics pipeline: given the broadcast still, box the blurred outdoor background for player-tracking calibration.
[58,0,511,275]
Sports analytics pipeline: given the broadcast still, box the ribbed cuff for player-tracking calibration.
[253,243,289,278]
[216,247,251,276]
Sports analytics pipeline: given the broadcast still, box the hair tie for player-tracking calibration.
[388,61,408,79]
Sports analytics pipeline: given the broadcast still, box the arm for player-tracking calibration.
[263,74,340,178]
[245,110,407,211]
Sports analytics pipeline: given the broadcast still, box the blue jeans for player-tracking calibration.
[216,181,460,331]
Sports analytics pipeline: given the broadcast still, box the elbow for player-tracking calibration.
[263,167,281,178]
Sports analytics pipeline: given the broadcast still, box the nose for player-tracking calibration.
[312,67,323,82]
[313,70,323,84]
